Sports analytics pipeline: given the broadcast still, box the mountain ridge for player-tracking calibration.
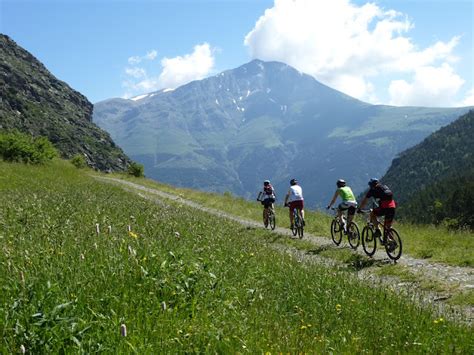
[94,59,472,205]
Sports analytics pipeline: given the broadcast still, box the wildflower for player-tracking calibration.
[336,304,342,312]
[434,317,444,324]
[20,345,26,354]
[80,253,85,260]
[129,231,138,239]
[128,245,136,256]
[120,324,127,337]
[95,223,100,235]
[107,225,112,234]
[175,232,180,238]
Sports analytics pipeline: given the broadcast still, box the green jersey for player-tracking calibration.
[338,186,356,202]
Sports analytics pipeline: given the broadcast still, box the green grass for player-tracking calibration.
[1,160,473,352]
[110,173,474,267]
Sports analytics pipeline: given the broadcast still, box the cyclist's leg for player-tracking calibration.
[299,200,305,225]
[347,205,356,225]
[371,208,383,236]
[383,208,396,238]
[288,204,294,227]
[338,203,348,231]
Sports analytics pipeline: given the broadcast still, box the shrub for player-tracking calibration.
[70,154,87,169]
[127,161,144,177]
[0,131,57,164]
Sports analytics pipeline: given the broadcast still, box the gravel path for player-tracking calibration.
[95,176,474,324]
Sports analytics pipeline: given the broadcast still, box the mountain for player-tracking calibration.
[93,59,471,205]
[380,110,474,228]
[0,34,130,171]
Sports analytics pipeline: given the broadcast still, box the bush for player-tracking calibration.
[70,154,87,169]
[0,131,57,164]
[127,161,144,177]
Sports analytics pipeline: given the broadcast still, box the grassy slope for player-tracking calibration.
[112,174,474,267]
[1,161,472,353]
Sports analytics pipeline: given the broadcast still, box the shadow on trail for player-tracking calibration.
[344,253,388,271]
[306,245,332,255]
[306,245,390,271]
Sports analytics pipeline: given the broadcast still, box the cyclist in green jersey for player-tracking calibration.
[326,179,358,233]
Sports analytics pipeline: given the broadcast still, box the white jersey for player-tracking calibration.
[288,185,303,202]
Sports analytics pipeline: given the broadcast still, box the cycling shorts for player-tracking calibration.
[373,207,396,222]
[261,198,275,208]
[338,201,357,216]
[289,200,304,210]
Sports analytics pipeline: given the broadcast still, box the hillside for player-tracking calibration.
[0,34,130,171]
[94,60,471,204]
[381,110,474,228]
[1,160,472,352]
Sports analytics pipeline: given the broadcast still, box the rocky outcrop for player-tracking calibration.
[0,34,130,171]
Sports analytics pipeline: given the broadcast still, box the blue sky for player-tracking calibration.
[1,0,473,107]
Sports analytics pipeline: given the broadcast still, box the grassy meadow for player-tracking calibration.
[1,160,473,353]
[113,174,474,267]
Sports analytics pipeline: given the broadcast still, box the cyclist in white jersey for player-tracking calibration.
[284,178,305,229]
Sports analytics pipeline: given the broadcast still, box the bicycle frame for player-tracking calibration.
[362,210,389,243]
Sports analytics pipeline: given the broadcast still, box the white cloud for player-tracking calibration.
[157,43,214,89]
[459,88,474,106]
[388,64,464,106]
[123,43,215,98]
[127,56,141,65]
[145,50,158,60]
[127,49,158,65]
[125,67,146,79]
[244,0,465,106]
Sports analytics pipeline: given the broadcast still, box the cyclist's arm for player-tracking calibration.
[327,190,338,208]
[358,196,368,210]
[257,191,263,201]
[284,190,290,206]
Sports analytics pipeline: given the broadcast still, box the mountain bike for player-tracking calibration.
[257,194,276,230]
[287,204,304,238]
[330,208,360,249]
[359,209,402,261]
[264,205,276,230]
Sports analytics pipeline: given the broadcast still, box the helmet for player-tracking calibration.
[368,178,379,188]
[290,178,297,186]
[263,180,270,185]
[336,179,346,188]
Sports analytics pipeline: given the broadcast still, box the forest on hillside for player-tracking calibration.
[383,110,474,230]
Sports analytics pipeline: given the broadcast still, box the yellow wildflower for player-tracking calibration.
[129,231,138,239]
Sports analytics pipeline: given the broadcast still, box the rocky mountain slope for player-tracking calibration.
[0,34,130,171]
[94,59,471,205]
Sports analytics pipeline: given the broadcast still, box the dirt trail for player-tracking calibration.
[95,176,473,324]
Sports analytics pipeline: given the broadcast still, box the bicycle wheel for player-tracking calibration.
[330,219,342,246]
[291,211,299,236]
[269,210,276,230]
[347,222,360,249]
[385,228,402,261]
[361,225,376,256]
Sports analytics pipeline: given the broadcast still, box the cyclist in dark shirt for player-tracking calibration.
[358,178,396,238]
[257,180,276,224]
